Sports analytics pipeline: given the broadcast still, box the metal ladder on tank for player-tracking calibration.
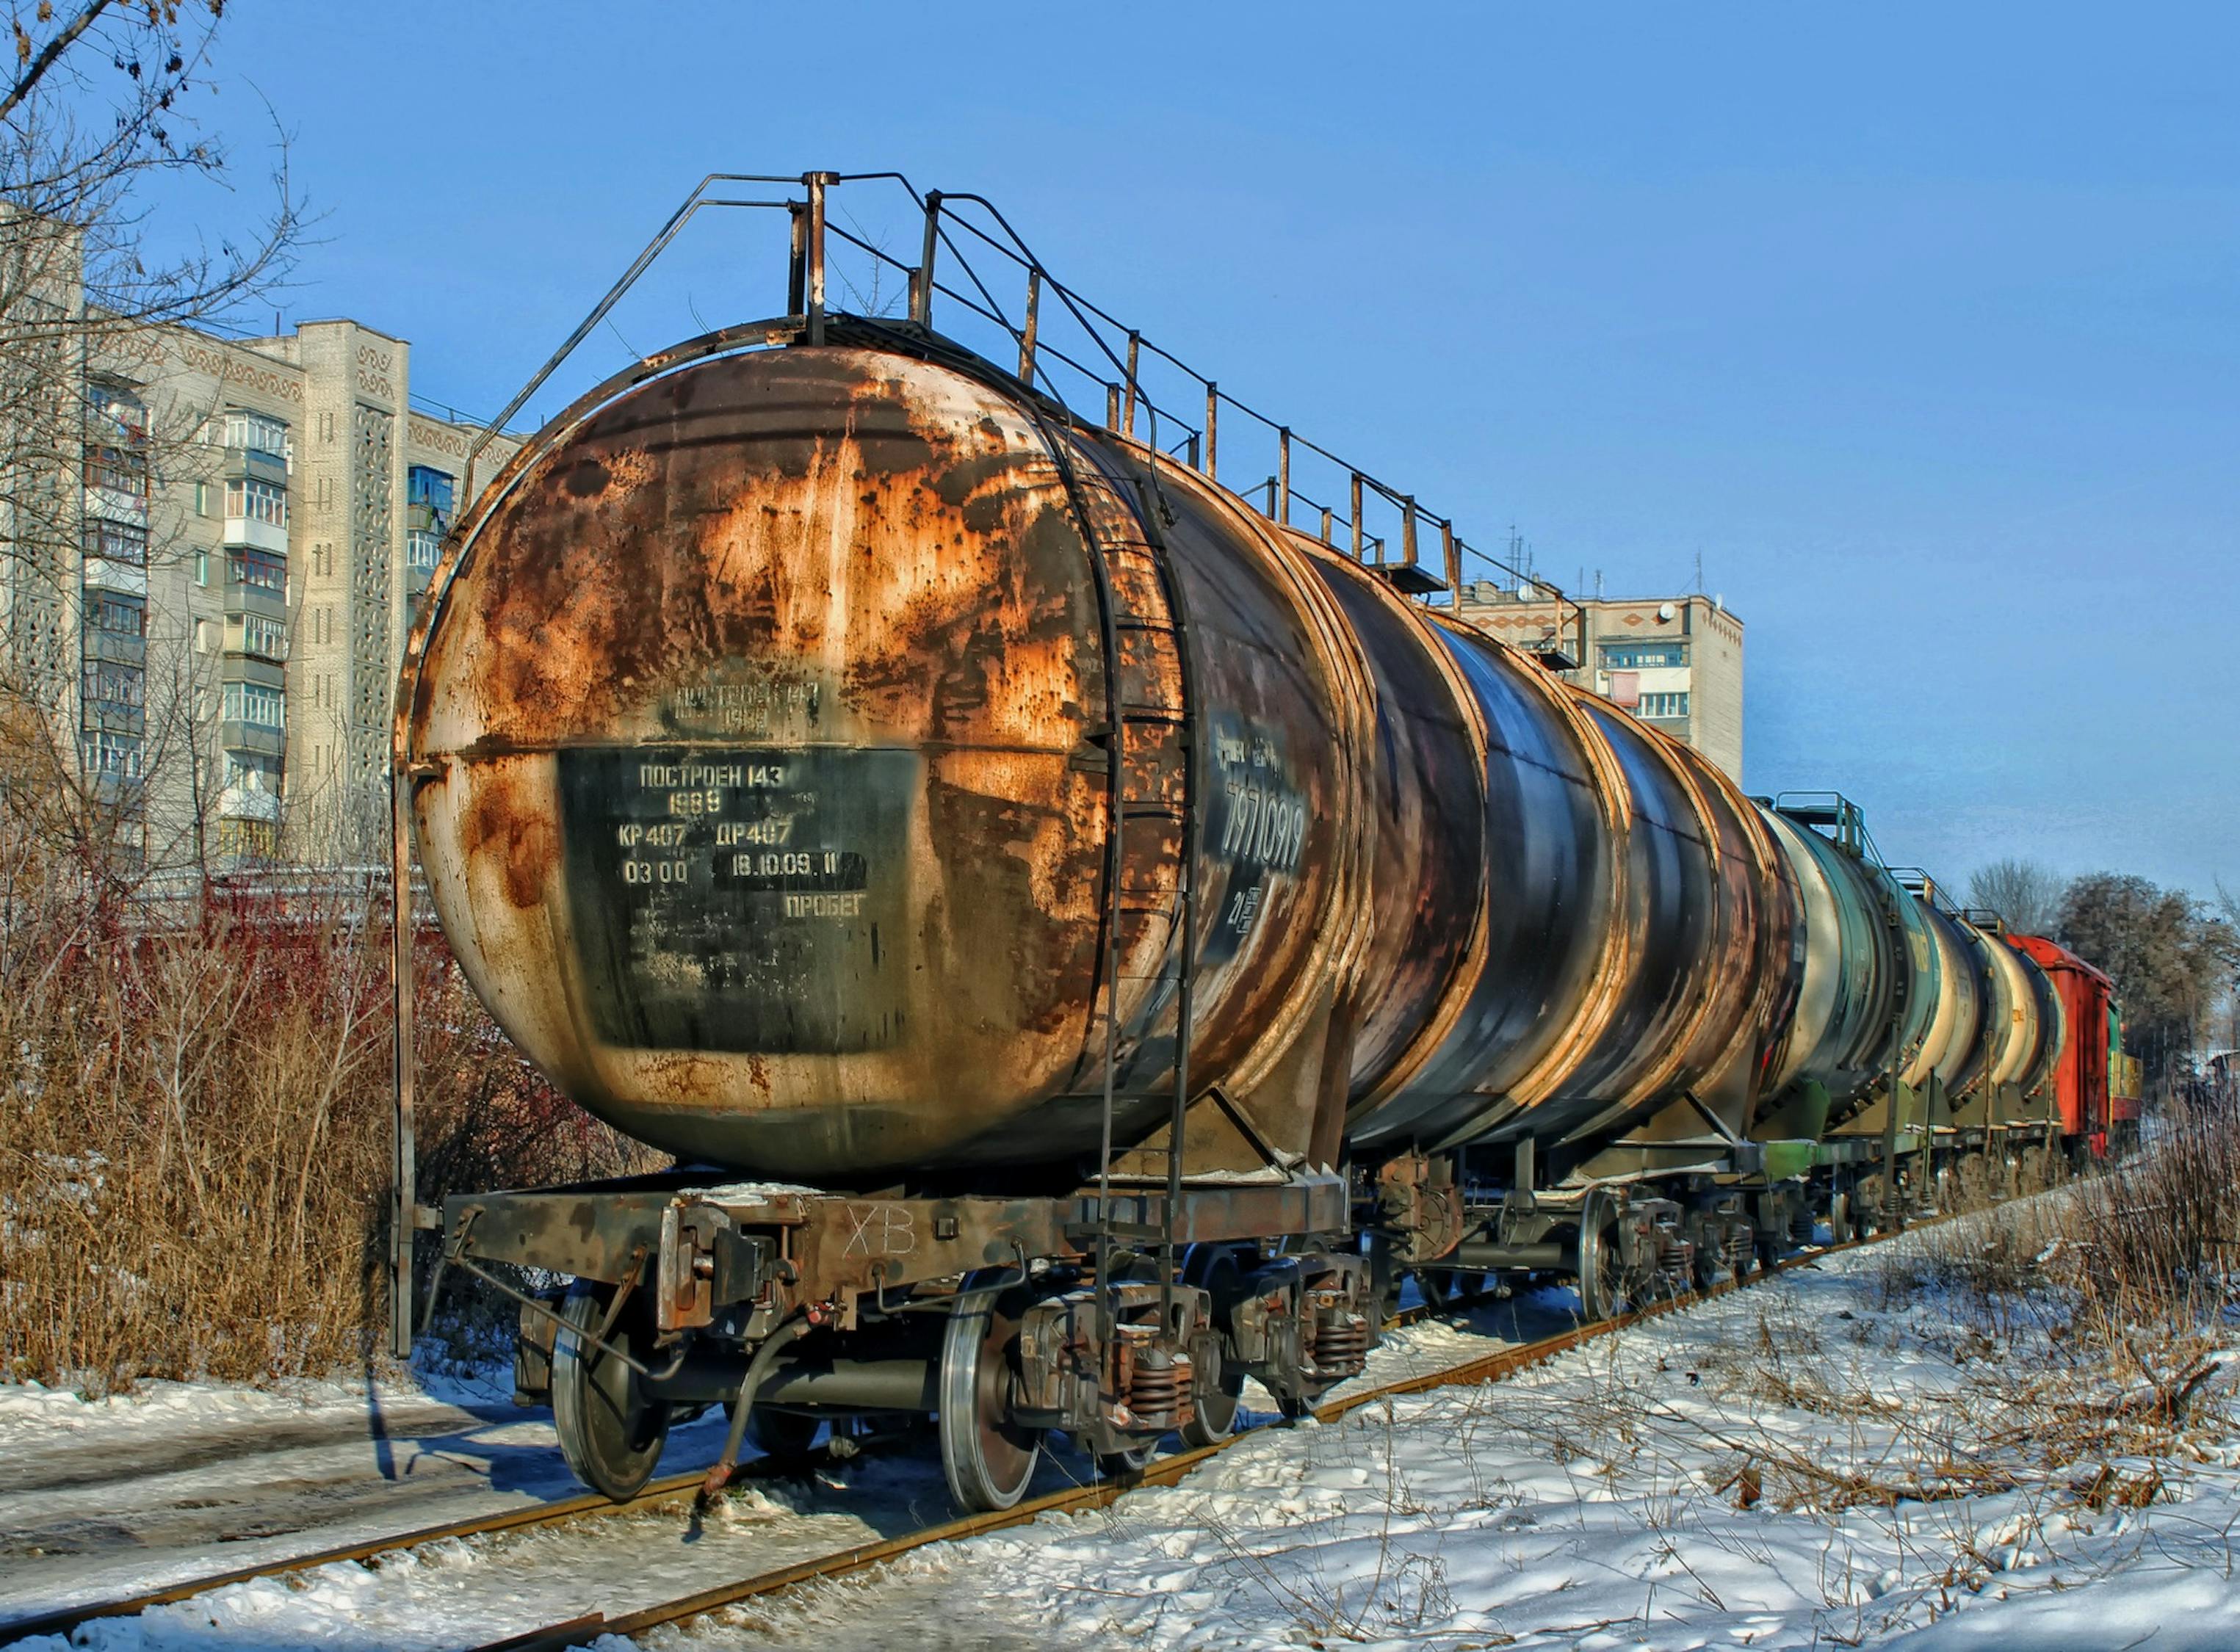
[1062,435,1203,1338]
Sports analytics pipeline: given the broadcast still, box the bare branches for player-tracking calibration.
[0,2,117,129]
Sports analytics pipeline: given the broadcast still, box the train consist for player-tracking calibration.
[401,177,2131,1510]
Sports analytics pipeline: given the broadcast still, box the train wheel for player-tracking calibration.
[1689,1231,1723,1294]
[551,1282,672,1501]
[1828,1187,1856,1245]
[745,1406,823,1465]
[1097,1441,1158,1479]
[1575,1189,1631,1323]
[1179,1248,1243,1449]
[939,1272,1043,1512]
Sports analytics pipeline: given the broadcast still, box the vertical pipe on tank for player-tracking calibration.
[1017,269,1041,384]
[805,172,831,346]
[1203,383,1218,480]
[1278,428,1292,524]
[1320,505,1334,546]
[1106,383,1122,430]
[387,769,417,1358]
[1441,520,1461,599]
[1350,472,1364,560]
[786,205,807,318]
[1402,497,1419,573]
[1124,331,1141,438]
[911,190,942,327]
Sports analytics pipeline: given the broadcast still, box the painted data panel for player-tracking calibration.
[558,745,916,1055]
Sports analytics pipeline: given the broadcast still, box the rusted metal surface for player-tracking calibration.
[402,336,1378,1183]
[400,311,2073,1210]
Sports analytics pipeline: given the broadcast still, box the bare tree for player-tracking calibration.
[1966,855,2064,935]
[2058,872,2240,1083]
[0,1,304,881]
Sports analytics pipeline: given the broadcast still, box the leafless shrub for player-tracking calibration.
[0,730,661,1391]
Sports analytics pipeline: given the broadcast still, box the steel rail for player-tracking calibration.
[470,1221,1936,1652]
[0,1442,842,1646]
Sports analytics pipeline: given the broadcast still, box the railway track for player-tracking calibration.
[0,1219,1928,1652]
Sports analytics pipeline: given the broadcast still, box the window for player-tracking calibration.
[225,477,289,529]
[407,465,455,517]
[81,730,142,778]
[84,383,148,497]
[1602,642,1686,670]
[237,613,287,659]
[84,388,148,496]
[84,516,148,567]
[216,817,279,859]
[195,551,209,586]
[406,529,441,573]
[89,592,145,637]
[223,681,285,730]
[220,410,289,457]
[1638,691,1690,719]
[228,548,286,592]
[82,658,145,710]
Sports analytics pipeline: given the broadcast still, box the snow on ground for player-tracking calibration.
[629,1239,2240,1652]
[0,1294,1572,1649]
[7,1234,2237,1652]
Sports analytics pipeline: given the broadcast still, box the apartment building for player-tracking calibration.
[4,283,519,863]
[1453,582,1745,780]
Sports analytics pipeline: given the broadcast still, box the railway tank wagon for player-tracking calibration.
[401,175,2111,1512]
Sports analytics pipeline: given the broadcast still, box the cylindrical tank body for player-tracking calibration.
[403,326,2061,1189]
[1918,905,1987,1093]
[1759,811,1897,1101]
[402,341,1379,1181]
[1970,924,2034,1092]
[1299,557,1798,1158]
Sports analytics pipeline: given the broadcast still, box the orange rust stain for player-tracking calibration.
[459,775,557,911]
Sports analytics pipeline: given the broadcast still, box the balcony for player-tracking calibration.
[219,719,287,759]
[82,698,145,739]
[222,446,290,488]
[217,767,283,825]
[223,513,289,555]
[82,556,148,595]
[83,627,146,668]
[223,615,289,664]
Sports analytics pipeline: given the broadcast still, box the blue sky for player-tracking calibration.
[194,3,2236,896]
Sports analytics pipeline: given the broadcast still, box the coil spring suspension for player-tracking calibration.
[1311,1310,1371,1377]
[1657,1227,1691,1274]
[1724,1226,1755,1271]
[1124,1348,1188,1424]
[1789,1207,1816,1245]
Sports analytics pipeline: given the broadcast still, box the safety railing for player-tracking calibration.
[463,170,1586,661]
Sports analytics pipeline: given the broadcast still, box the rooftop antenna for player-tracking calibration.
[1692,549,1705,594]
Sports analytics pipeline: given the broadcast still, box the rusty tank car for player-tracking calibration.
[403,174,2100,1510]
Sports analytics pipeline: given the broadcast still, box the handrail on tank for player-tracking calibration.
[452,167,1585,664]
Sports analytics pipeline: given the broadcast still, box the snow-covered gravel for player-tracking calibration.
[0,1356,740,1631]
[0,1291,1576,1650]
[8,1233,2237,1652]
[621,1239,2240,1652]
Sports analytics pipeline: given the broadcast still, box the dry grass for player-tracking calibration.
[0,823,661,1393]
[1881,1106,2240,1361]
